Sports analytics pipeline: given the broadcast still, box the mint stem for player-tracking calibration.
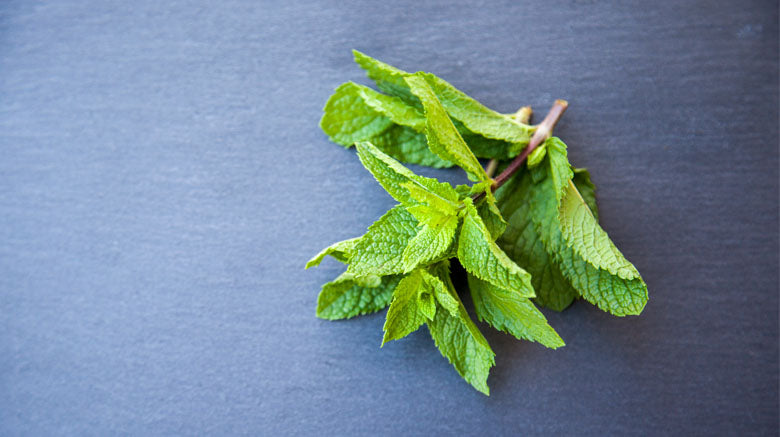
[474,99,568,202]
[484,106,534,178]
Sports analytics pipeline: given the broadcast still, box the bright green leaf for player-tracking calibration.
[366,124,452,168]
[468,274,564,349]
[348,206,420,277]
[420,72,534,144]
[352,51,533,146]
[317,272,401,320]
[401,213,458,272]
[457,201,534,297]
[530,157,647,316]
[527,144,547,168]
[559,180,639,280]
[405,74,489,182]
[321,82,450,167]
[420,267,459,316]
[353,50,420,107]
[305,237,359,269]
[418,287,436,321]
[356,141,460,209]
[402,181,459,214]
[356,141,419,204]
[495,170,578,311]
[426,267,495,395]
[382,270,428,345]
[534,137,573,202]
[320,82,394,147]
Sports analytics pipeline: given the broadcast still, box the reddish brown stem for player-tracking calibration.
[473,99,568,202]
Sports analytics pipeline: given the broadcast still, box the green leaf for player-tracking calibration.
[526,144,547,168]
[530,156,648,316]
[475,189,507,241]
[353,50,421,107]
[352,51,533,146]
[426,266,495,395]
[405,74,489,182]
[477,200,507,241]
[540,137,574,202]
[355,82,426,131]
[496,170,579,311]
[420,267,459,316]
[468,274,565,349]
[355,141,419,204]
[559,180,640,280]
[321,83,450,167]
[356,141,459,208]
[460,125,518,161]
[417,287,436,321]
[401,213,458,272]
[556,245,648,317]
[369,124,452,168]
[305,237,359,269]
[419,72,534,144]
[348,205,420,277]
[402,182,459,214]
[320,82,395,147]
[572,167,599,222]
[317,272,401,320]
[382,270,428,345]
[457,201,534,297]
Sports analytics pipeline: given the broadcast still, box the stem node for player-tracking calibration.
[474,100,568,202]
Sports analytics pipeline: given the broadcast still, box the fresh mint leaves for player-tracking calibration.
[308,52,648,395]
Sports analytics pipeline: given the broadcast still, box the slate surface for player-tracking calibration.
[1,0,777,435]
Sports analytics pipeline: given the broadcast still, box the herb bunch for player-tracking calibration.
[306,51,648,395]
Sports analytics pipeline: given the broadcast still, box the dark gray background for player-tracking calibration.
[1,0,777,435]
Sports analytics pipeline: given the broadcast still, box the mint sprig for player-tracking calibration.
[307,52,648,395]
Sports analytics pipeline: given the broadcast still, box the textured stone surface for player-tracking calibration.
[0,0,777,434]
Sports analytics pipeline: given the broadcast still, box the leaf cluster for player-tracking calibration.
[307,52,648,395]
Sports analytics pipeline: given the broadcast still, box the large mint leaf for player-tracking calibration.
[405,74,488,182]
[496,170,578,311]
[457,202,534,298]
[317,272,401,320]
[427,265,495,395]
[468,274,564,349]
[559,180,639,279]
[530,157,647,316]
[348,206,419,277]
